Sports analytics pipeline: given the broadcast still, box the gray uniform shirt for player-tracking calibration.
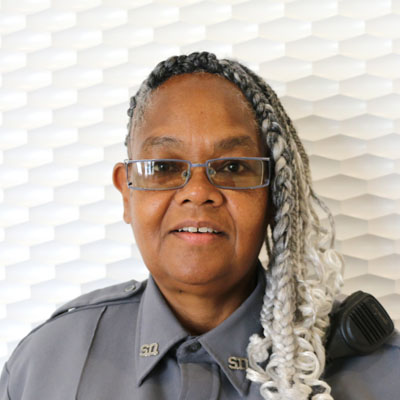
[1,269,399,400]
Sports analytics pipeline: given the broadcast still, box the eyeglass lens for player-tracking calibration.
[126,159,269,190]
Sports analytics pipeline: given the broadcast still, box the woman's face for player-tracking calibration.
[114,73,270,297]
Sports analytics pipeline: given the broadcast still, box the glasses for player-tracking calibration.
[124,157,271,190]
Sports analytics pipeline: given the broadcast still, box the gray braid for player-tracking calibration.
[125,52,343,400]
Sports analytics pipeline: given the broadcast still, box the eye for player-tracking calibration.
[221,160,245,173]
[153,161,178,173]
[153,161,169,172]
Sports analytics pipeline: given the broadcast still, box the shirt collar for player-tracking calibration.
[135,263,265,396]
[199,265,265,396]
[135,275,188,386]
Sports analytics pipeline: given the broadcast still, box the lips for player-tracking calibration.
[170,223,225,245]
[177,227,219,233]
[170,220,225,235]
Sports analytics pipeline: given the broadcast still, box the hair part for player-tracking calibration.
[125,52,343,400]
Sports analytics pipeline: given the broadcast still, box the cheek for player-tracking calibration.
[231,191,269,247]
[129,193,169,238]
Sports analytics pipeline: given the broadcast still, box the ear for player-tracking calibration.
[112,162,132,224]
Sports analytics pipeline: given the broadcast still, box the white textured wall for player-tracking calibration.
[1,0,399,368]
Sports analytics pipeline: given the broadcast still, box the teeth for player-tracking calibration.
[177,226,219,233]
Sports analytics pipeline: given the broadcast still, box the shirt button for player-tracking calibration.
[187,342,201,353]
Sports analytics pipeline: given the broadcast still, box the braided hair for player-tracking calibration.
[125,52,343,400]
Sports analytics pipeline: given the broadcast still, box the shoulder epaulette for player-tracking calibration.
[51,279,146,318]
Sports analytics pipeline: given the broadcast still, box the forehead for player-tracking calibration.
[131,73,261,156]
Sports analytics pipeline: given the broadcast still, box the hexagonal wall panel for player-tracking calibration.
[1,0,399,371]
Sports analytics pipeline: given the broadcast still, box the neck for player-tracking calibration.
[154,270,257,335]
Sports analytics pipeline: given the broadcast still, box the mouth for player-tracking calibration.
[174,226,221,234]
[170,222,225,244]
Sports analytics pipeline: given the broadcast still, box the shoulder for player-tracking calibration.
[325,330,400,399]
[3,278,148,399]
[51,279,146,318]
[6,278,147,371]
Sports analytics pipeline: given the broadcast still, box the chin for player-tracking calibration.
[166,261,229,288]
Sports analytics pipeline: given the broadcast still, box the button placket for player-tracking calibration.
[178,362,220,400]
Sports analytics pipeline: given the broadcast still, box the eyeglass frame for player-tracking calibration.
[124,156,271,191]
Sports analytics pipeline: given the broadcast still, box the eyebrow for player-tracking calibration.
[141,136,184,151]
[214,135,258,152]
[140,134,258,153]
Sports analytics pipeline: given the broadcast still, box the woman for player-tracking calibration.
[1,52,397,400]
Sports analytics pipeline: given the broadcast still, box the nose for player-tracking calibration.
[174,165,224,207]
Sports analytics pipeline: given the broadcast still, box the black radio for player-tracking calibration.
[325,291,395,363]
